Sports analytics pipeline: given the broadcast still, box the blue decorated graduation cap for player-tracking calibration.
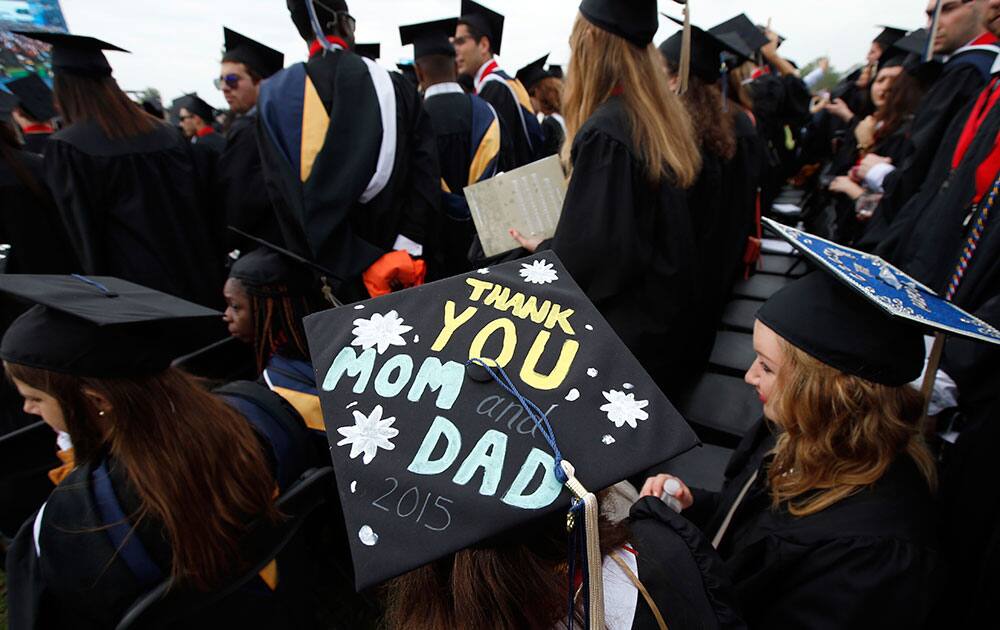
[303,252,698,590]
[761,218,1000,348]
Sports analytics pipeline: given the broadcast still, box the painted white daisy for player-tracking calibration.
[519,259,558,284]
[600,390,649,429]
[336,404,399,465]
[351,310,413,354]
[477,267,490,274]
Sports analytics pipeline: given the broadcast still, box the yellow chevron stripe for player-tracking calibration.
[300,76,330,182]
[468,117,501,185]
[508,78,535,114]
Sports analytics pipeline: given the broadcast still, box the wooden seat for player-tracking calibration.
[676,373,763,442]
[708,331,756,375]
[720,299,760,333]
[732,274,795,301]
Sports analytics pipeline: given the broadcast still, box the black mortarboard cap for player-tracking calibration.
[758,218,1000,386]
[223,27,284,79]
[355,43,381,60]
[400,18,459,60]
[6,75,55,122]
[660,17,746,83]
[179,94,215,124]
[228,228,326,297]
[0,91,17,124]
[579,0,658,47]
[708,14,769,54]
[459,0,505,55]
[516,54,550,90]
[303,252,699,590]
[547,64,563,79]
[12,31,128,78]
[879,29,930,72]
[874,26,908,48]
[0,275,220,378]
[757,272,925,386]
[287,0,348,42]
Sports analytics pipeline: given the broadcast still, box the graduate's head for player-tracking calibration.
[53,72,159,140]
[414,54,458,90]
[870,64,903,109]
[217,60,261,114]
[562,11,700,188]
[228,248,318,372]
[986,0,1000,36]
[749,273,936,516]
[927,0,985,55]
[288,0,355,46]
[530,76,563,116]
[453,20,492,76]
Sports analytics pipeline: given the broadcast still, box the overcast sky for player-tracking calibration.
[57,0,929,109]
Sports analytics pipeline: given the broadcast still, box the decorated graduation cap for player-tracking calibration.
[179,94,215,124]
[6,75,55,122]
[459,0,505,55]
[13,32,128,77]
[709,14,769,55]
[0,275,221,378]
[399,18,459,60]
[303,253,699,591]
[515,54,550,90]
[874,25,907,48]
[355,43,380,60]
[660,17,746,83]
[760,218,1000,384]
[223,27,284,79]
[579,0,658,47]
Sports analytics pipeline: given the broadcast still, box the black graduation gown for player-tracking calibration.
[684,418,939,629]
[686,146,727,369]
[192,129,226,154]
[720,111,761,285]
[539,114,565,158]
[627,498,746,629]
[0,148,78,274]
[548,95,699,399]
[21,131,51,155]
[422,90,491,279]
[879,86,1000,295]
[43,121,225,308]
[257,50,439,301]
[218,111,284,252]
[859,47,997,247]
[4,384,315,630]
[478,72,538,170]
[750,72,811,208]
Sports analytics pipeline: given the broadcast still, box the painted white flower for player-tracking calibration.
[336,404,399,464]
[519,259,558,285]
[600,390,649,429]
[477,267,490,274]
[351,310,413,354]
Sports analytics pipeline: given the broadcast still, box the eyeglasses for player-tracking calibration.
[178,115,192,121]
[214,73,242,90]
[452,35,470,47]
[313,1,356,32]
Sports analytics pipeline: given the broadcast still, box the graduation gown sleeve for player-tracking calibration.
[479,80,534,169]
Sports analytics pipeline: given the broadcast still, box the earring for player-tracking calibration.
[98,410,106,417]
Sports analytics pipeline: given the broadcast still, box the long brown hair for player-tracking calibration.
[531,76,564,116]
[874,70,925,145]
[561,14,701,187]
[5,363,281,590]
[384,499,629,629]
[664,63,737,161]
[53,73,159,139]
[766,341,937,517]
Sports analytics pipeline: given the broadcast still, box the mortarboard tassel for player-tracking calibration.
[466,358,605,630]
[305,0,334,55]
[677,0,691,95]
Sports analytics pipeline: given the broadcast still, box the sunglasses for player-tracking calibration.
[214,73,242,90]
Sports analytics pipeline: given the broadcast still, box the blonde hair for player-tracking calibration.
[560,14,701,187]
[767,340,937,517]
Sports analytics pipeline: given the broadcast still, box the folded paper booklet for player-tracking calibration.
[464,155,567,258]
